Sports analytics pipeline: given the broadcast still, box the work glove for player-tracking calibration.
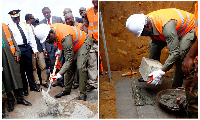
[49,73,62,81]
[147,69,165,85]
[55,49,62,57]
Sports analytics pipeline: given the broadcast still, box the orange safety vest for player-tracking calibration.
[51,23,86,52]
[76,23,83,30]
[87,7,98,40]
[147,8,195,41]
[195,2,198,60]
[195,3,198,38]
[2,23,15,55]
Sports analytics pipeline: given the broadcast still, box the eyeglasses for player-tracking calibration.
[30,18,35,19]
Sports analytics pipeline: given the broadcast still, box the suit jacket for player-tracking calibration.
[40,16,64,69]
[39,16,63,53]
[39,16,63,24]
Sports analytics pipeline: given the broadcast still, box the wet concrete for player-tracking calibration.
[3,85,98,119]
[115,77,188,119]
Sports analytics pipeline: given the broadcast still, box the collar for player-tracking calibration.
[45,16,52,22]
[149,18,159,35]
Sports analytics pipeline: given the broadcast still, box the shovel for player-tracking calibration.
[47,55,59,93]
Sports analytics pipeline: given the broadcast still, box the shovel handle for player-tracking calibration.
[49,55,59,81]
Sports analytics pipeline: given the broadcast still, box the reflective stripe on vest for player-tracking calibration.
[88,22,98,33]
[89,23,93,26]
[2,23,15,55]
[171,8,190,37]
[87,7,98,40]
[195,20,198,26]
[72,27,82,47]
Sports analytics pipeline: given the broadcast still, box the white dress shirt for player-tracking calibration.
[46,16,52,25]
[8,21,38,53]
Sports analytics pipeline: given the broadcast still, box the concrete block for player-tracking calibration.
[139,57,162,82]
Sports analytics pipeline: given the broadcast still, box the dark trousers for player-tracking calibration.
[6,88,24,103]
[19,45,37,92]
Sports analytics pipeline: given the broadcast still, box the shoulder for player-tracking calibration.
[39,18,46,24]
[87,7,93,12]
[52,16,63,23]
[52,16,62,20]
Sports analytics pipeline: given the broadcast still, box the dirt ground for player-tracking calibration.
[3,85,98,119]
[99,1,197,119]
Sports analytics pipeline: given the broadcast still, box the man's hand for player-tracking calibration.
[15,56,20,63]
[49,73,62,81]
[147,69,165,85]
[182,57,194,76]
[34,52,38,59]
[55,49,62,57]
[43,49,48,58]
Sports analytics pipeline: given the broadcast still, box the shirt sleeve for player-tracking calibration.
[161,20,180,72]
[58,35,74,75]
[28,25,38,53]
[8,27,21,57]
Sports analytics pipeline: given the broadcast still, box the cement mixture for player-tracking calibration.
[39,89,98,119]
[133,85,156,106]
[160,93,186,109]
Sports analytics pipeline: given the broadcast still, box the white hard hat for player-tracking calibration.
[34,24,51,43]
[126,14,147,38]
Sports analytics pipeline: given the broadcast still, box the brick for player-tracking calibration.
[139,57,162,82]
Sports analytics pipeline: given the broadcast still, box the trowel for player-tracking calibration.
[47,55,59,93]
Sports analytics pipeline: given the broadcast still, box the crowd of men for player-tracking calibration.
[2,0,98,118]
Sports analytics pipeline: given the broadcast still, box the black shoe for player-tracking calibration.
[86,85,96,92]
[42,83,49,88]
[23,91,29,96]
[7,102,14,112]
[17,99,32,106]
[30,87,40,92]
[78,96,87,101]
[54,91,70,98]
[52,82,59,87]
[138,78,145,82]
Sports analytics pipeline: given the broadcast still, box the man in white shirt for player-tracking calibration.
[8,10,40,96]
[25,13,49,89]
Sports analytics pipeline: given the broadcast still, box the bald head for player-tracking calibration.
[63,8,72,16]
[65,13,74,26]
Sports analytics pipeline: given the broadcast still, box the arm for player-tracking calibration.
[8,27,21,62]
[161,20,180,72]
[58,35,74,75]
[28,25,38,53]
[182,39,198,76]
[82,13,89,33]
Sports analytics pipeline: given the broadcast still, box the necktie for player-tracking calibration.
[16,23,27,44]
[48,19,51,25]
